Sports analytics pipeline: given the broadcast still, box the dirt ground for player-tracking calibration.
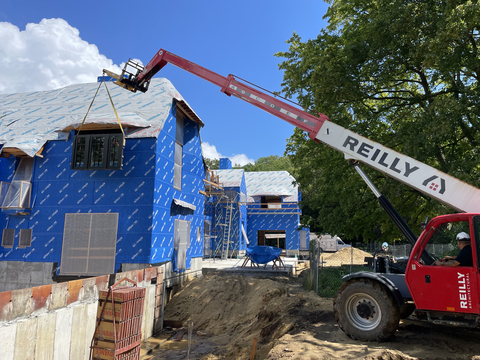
[150,270,480,360]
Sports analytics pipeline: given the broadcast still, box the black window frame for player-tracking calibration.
[71,132,124,170]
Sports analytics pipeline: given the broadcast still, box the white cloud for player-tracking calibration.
[0,18,121,94]
[202,142,255,167]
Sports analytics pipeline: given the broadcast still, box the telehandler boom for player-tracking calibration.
[105,49,480,340]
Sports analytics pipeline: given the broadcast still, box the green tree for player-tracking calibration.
[276,0,480,242]
[204,158,219,170]
[241,155,294,173]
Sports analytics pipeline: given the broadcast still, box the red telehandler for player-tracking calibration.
[105,49,480,341]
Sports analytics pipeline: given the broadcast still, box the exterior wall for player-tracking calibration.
[0,136,156,275]
[0,267,169,360]
[247,203,302,251]
[150,102,205,271]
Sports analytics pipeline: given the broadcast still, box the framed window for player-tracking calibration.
[71,133,123,170]
[174,115,183,190]
[19,229,33,248]
[1,158,33,210]
[1,229,14,248]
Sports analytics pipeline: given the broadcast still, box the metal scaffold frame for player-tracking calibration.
[203,171,240,260]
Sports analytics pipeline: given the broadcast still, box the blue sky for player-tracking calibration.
[0,0,330,165]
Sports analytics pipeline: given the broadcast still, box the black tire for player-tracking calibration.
[333,278,400,341]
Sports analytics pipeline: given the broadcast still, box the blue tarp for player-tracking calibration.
[246,245,282,264]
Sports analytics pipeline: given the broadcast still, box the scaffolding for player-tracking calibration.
[203,170,241,260]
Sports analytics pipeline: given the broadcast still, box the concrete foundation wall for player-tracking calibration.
[0,261,56,292]
[122,256,203,288]
[0,266,171,360]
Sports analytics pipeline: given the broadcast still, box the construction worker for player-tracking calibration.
[435,232,473,267]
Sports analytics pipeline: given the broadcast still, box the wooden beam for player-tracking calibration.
[202,179,223,188]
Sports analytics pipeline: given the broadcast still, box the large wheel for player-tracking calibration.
[334,278,401,341]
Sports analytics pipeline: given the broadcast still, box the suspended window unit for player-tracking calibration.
[1,158,33,210]
[71,132,124,170]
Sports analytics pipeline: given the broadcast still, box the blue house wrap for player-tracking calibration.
[0,78,206,281]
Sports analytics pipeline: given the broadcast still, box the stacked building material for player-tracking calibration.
[91,285,146,360]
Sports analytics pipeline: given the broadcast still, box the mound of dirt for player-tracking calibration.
[322,247,373,266]
[151,274,480,360]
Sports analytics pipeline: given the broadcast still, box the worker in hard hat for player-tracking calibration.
[435,232,473,267]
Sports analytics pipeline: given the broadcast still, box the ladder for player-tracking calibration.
[221,201,234,260]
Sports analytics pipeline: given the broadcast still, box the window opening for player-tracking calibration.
[423,220,470,262]
[261,196,282,209]
[19,229,32,248]
[2,158,33,209]
[174,113,184,190]
[174,219,190,270]
[300,230,307,250]
[1,229,14,248]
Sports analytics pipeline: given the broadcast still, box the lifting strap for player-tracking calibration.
[77,73,126,144]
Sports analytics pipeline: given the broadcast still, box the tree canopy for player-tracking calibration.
[204,155,293,172]
[276,0,480,242]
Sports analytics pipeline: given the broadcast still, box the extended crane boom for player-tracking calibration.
[105,49,480,214]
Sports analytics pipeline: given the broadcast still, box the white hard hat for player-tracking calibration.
[456,232,471,241]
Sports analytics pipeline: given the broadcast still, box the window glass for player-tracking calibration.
[176,115,184,144]
[90,136,105,168]
[425,220,470,260]
[109,135,122,167]
[74,136,87,168]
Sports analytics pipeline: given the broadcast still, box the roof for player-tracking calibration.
[0,78,202,157]
[214,169,244,187]
[244,171,298,202]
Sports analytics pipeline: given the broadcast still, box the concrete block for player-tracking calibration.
[144,285,155,339]
[53,307,73,360]
[42,263,55,283]
[95,275,109,292]
[50,282,68,310]
[35,313,56,360]
[14,317,38,360]
[5,262,21,283]
[31,284,52,315]
[70,305,87,360]
[4,282,21,291]
[67,279,83,305]
[82,278,97,302]
[16,264,32,284]
[30,265,47,284]
[0,261,7,282]
[0,323,16,360]
[84,302,98,360]
[10,287,32,320]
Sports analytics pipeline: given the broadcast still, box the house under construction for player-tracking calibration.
[203,158,309,260]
